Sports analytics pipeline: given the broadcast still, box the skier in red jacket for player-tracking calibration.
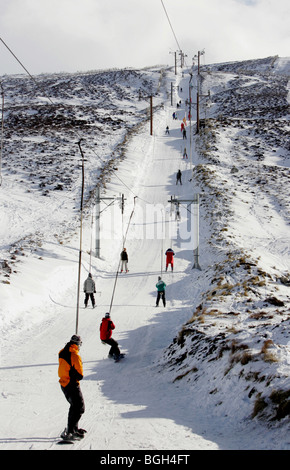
[100,313,121,359]
[165,248,175,271]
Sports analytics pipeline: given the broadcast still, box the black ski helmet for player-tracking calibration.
[70,334,82,346]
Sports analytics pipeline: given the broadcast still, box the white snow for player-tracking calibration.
[0,57,289,451]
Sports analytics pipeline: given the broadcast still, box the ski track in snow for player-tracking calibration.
[0,103,216,451]
[0,59,289,451]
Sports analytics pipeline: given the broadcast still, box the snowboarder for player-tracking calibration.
[100,312,121,359]
[120,247,129,273]
[165,248,175,271]
[176,169,182,185]
[83,273,96,308]
[156,276,166,307]
[58,335,86,441]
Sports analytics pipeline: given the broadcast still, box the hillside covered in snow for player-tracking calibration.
[161,55,290,428]
[0,55,289,450]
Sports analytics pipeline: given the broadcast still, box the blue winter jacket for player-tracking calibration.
[156,280,166,292]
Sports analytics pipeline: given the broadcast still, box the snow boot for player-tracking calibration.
[74,427,87,438]
[61,428,82,442]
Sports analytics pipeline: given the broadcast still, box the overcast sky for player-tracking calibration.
[0,0,289,75]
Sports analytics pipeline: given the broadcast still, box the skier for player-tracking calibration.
[165,247,175,271]
[83,273,96,308]
[165,126,170,135]
[156,276,166,307]
[100,312,122,359]
[175,203,181,221]
[58,335,86,441]
[176,169,182,185]
[181,122,184,133]
[120,247,129,273]
[183,147,188,159]
[183,128,187,139]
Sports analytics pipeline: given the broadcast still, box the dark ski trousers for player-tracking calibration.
[103,338,120,357]
[61,382,85,434]
[84,292,95,307]
[156,291,166,307]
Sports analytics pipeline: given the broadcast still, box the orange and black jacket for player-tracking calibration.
[58,343,83,388]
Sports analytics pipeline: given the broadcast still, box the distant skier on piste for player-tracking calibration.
[100,312,124,360]
[120,247,129,273]
[156,276,166,307]
[83,273,96,308]
[165,248,175,271]
[58,334,86,442]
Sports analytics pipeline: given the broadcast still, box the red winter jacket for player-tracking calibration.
[100,317,115,341]
[165,248,175,262]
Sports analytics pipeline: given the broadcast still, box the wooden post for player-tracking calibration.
[174,51,177,75]
[189,75,192,166]
[95,186,100,258]
[192,194,201,270]
[150,96,153,136]
[196,92,200,134]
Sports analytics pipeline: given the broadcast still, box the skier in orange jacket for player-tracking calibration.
[58,335,85,440]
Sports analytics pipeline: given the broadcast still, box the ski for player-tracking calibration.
[57,438,75,445]
[57,428,86,445]
[114,353,125,363]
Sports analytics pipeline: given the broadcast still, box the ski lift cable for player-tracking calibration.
[160,0,191,70]
[89,209,94,273]
[0,37,104,171]
[0,37,55,106]
[172,199,195,216]
[108,197,137,315]
[160,1,182,54]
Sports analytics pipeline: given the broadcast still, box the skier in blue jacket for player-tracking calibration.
[156,276,166,307]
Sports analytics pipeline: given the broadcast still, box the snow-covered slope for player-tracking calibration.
[0,57,289,450]
[160,56,290,437]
